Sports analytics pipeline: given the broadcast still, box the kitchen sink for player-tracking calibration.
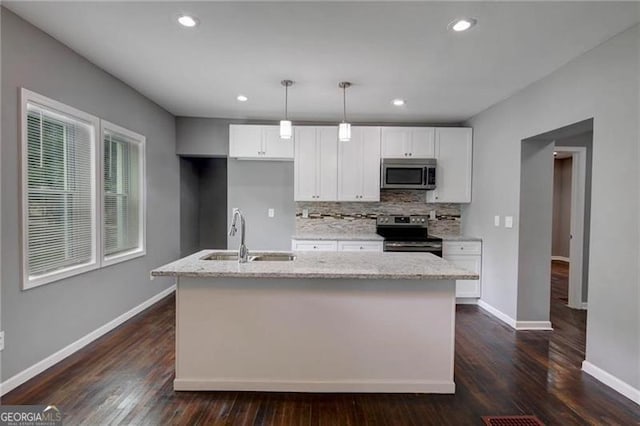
[250,254,296,262]
[201,252,296,262]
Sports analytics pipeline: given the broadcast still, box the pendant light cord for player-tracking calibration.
[342,85,347,122]
[285,84,288,120]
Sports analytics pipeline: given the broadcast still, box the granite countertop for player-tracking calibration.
[433,235,482,242]
[151,250,479,280]
[292,233,384,241]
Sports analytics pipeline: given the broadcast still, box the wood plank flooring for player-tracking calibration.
[2,262,639,425]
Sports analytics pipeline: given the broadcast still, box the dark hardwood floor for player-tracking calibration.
[3,263,639,425]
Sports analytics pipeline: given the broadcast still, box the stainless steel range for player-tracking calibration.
[376,215,443,257]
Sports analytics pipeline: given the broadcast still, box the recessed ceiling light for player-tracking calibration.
[448,18,477,32]
[392,99,406,107]
[237,95,248,102]
[178,15,199,28]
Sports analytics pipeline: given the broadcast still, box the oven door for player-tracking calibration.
[383,241,443,257]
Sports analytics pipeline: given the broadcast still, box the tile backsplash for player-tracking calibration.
[296,190,461,236]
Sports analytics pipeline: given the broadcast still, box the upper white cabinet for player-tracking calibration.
[381,127,435,159]
[338,126,381,202]
[427,128,473,203]
[229,125,294,160]
[294,127,338,201]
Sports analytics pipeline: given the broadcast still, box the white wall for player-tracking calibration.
[463,24,639,391]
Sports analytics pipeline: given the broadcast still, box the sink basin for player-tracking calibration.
[250,254,297,262]
[202,253,240,261]
[201,252,296,262]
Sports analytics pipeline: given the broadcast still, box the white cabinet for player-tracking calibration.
[427,128,472,203]
[292,240,338,251]
[294,127,338,201]
[229,125,294,160]
[443,240,481,298]
[381,127,435,159]
[337,241,384,252]
[292,239,383,252]
[338,126,381,201]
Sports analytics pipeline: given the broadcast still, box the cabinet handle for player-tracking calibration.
[313,246,318,249]
[409,153,412,157]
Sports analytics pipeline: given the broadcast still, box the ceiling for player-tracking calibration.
[5,1,639,123]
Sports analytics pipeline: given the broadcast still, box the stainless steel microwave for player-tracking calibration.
[380,159,437,190]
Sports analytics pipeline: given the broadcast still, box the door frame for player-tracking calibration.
[554,145,587,310]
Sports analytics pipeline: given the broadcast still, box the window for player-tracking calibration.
[22,89,99,289]
[102,122,145,264]
[20,89,146,289]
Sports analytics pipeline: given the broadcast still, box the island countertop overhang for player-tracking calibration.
[151,250,479,280]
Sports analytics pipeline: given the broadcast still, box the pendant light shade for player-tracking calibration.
[338,81,351,142]
[280,80,294,139]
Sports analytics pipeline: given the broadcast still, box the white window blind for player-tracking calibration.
[24,101,97,285]
[103,124,145,261]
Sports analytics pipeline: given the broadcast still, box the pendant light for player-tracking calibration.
[338,81,352,142]
[280,80,294,139]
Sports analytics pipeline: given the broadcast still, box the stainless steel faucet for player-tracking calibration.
[229,208,249,263]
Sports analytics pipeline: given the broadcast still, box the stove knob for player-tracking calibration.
[421,218,426,223]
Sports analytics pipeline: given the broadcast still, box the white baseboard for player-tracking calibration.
[174,378,456,394]
[581,302,588,310]
[551,256,570,263]
[515,321,553,331]
[456,298,479,305]
[477,299,517,328]
[477,300,553,330]
[582,361,640,406]
[0,285,176,396]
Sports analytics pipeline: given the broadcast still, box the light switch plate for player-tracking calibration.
[0,331,5,351]
[268,208,275,218]
[302,209,309,219]
[494,215,500,227]
[505,216,514,228]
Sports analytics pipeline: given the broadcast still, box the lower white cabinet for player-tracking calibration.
[292,239,383,252]
[337,241,384,252]
[443,241,482,298]
[291,240,338,252]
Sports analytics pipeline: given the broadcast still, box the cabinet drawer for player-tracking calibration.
[442,241,481,256]
[292,240,338,251]
[337,241,383,252]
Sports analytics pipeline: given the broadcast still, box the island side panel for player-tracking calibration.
[175,276,456,393]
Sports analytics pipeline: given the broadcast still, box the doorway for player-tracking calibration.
[517,119,592,330]
[552,146,588,310]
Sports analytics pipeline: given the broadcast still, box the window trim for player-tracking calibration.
[100,120,147,267]
[20,88,101,290]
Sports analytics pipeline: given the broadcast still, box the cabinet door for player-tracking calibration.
[316,127,338,201]
[410,128,435,158]
[294,127,319,201]
[337,241,383,252]
[337,129,364,201]
[445,254,481,298]
[360,127,381,201]
[381,127,411,158]
[262,126,294,159]
[292,240,338,251]
[427,128,473,203]
[229,125,263,158]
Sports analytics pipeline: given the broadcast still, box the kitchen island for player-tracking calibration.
[151,250,478,394]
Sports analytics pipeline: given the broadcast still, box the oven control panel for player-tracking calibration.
[377,215,429,226]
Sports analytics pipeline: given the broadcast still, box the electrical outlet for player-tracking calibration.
[505,216,514,228]
[494,215,500,227]
[0,331,5,351]
[302,209,309,219]
[268,208,275,218]
[429,210,436,220]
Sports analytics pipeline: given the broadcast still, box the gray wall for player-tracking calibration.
[180,158,200,256]
[463,24,639,389]
[227,159,295,251]
[1,9,179,380]
[517,139,555,322]
[552,157,572,258]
